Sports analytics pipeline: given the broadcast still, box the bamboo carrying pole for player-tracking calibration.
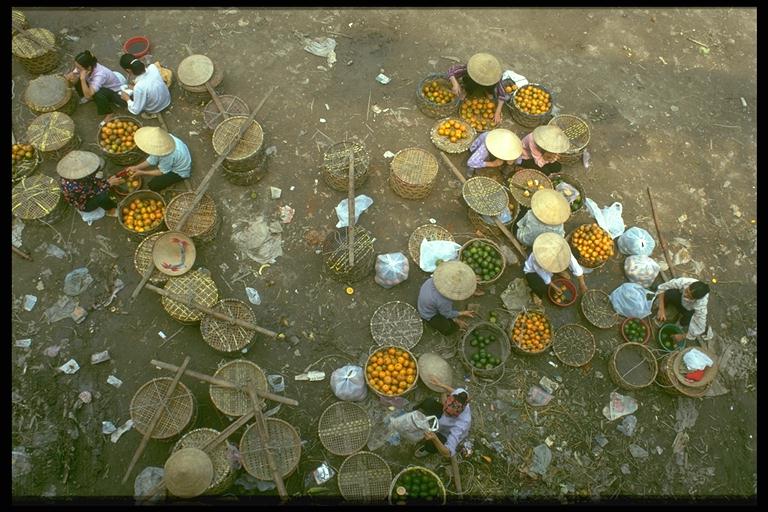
[246,381,288,499]
[347,153,355,266]
[12,246,32,261]
[450,456,463,495]
[646,187,676,280]
[11,22,59,53]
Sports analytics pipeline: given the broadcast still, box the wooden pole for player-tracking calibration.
[646,187,676,280]
[347,153,355,267]
[450,456,463,495]
[122,356,191,484]
[12,246,32,261]
[183,45,227,116]
[246,381,288,499]
[11,22,59,53]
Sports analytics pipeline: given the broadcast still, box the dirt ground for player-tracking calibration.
[12,7,756,503]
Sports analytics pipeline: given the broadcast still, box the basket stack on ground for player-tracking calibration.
[548,114,591,163]
[164,192,220,244]
[12,27,60,75]
[200,299,256,353]
[212,115,267,186]
[26,111,81,161]
[322,140,370,191]
[12,174,69,224]
[177,54,224,104]
[23,74,76,115]
[322,226,376,282]
[389,148,439,200]
[129,377,197,441]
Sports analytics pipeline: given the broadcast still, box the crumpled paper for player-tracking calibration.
[303,36,337,67]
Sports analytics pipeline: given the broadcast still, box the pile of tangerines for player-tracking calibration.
[513,85,552,116]
[100,119,139,154]
[459,97,498,131]
[365,346,418,396]
[511,311,552,353]
[121,197,165,234]
[570,223,614,268]
[436,118,470,144]
[422,80,456,105]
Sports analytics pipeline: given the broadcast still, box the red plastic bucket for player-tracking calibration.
[123,36,150,58]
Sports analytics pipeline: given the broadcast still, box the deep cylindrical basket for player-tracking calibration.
[239,418,302,481]
[389,148,439,200]
[200,299,256,353]
[318,402,372,456]
[548,114,591,163]
[429,117,476,154]
[133,231,170,286]
[416,73,460,118]
[12,28,60,75]
[506,168,552,208]
[459,321,511,377]
[118,190,166,238]
[552,324,595,367]
[549,172,586,214]
[11,145,42,184]
[179,61,224,103]
[338,451,391,502]
[212,116,265,173]
[222,149,268,186]
[322,226,376,283]
[655,351,709,398]
[548,277,578,307]
[510,310,554,355]
[459,237,506,285]
[209,359,268,417]
[407,224,454,269]
[172,428,237,495]
[620,317,652,345]
[467,196,518,238]
[580,289,619,329]
[507,83,554,129]
[26,111,81,161]
[388,466,447,505]
[129,378,197,441]
[608,342,658,391]
[96,115,146,166]
[203,95,250,130]
[164,192,218,241]
[322,140,370,191]
[369,301,423,350]
[161,269,220,324]
[12,10,29,37]
[566,225,615,270]
[673,347,718,389]
[12,174,69,224]
[364,345,419,398]
[23,74,76,116]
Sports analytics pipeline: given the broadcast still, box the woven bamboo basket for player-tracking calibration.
[608,342,658,390]
[459,238,506,285]
[548,115,591,163]
[203,95,250,130]
[212,116,265,173]
[96,115,146,166]
[318,402,372,456]
[370,301,423,350]
[129,378,197,441]
[222,149,268,186]
[388,466,447,505]
[580,289,619,329]
[23,74,75,116]
[507,83,554,129]
[509,309,553,356]
[209,359,268,417]
[429,117,476,154]
[12,28,60,75]
[364,345,419,398]
[133,231,170,286]
[549,172,586,214]
[389,148,439,199]
[164,192,219,242]
[407,224,454,268]
[462,176,508,217]
[566,225,615,270]
[506,168,552,208]
[655,352,709,398]
[467,195,518,238]
[338,451,391,502]
[322,140,370,191]
[552,324,595,367]
[26,111,81,161]
[200,299,256,353]
[161,269,219,324]
[11,145,42,184]
[118,190,166,239]
[12,10,29,37]
[12,174,69,224]
[460,321,510,377]
[673,347,718,389]
[172,428,237,495]
[179,61,224,103]
[322,226,376,283]
[239,418,302,481]
[416,73,460,118]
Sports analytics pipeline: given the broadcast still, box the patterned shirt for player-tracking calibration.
[515,210,566,247]
[86,63,126,93]
[656,277,709,340]
[437,387,472,456]
[417,277,459,320]
[446,64,510,102]
[519,132,559,168]
[467,132,493,169]
[523,252,583,285]
[59,175,110,211]
[127,63,171,115]
[146,135,192,178]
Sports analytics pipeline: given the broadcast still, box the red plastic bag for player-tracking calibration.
[685,369,705,382]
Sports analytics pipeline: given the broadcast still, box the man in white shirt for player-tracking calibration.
[118,54,171,116]
[524,233,588,306]
[655,278,712,342]
[414,376,471,459]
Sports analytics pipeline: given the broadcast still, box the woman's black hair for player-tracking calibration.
[454,392,468,405]
[74,50,97,70]
[119,54,146,75]
[689,281,710,299]
[461,74,494,99]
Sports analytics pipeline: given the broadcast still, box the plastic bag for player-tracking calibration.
[335,195,373,228]
[618,227,656,256]
[389,411,439,444]
[602,391,638,421]
[480,205,513,225]
[584,198,626,239]
[624,255,660,288]
[374,252,409,288]
[419,239,461,272]
[329,365,367,402]
[134,466,165,503]
[78,208,106,225]
[555,182,580,205]
[682,348,714,371]
[609,282,655,319]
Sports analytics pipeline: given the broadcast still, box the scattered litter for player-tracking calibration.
[594,433,608,448]
[78,391,92,404]
[655,446,664,455]
[539,376,560,394]
[544,436,555,447]
[620,464,631,475]
[12,218,24,248]
[71,306,88,324]
[43,295,79,323]
[428,218,436,224]
[58,359,80,375]
[670,105,679,112]
[526,385,554,407]
[294,371,325,381]
[267,374,285,393]
[110,419,134,443]
[303,36,337,67]
[595,370,604,379]
[158,331,167,340]
[383,151,395,158]
[312,462,335,485]
[582,149,591,170]
[270,187,282,199]
[677,214,688,223]
[255,479,277,492]
[107,375,123,388]
[319,118,327,123]
[617,415,637,436]
[45,244,67,259]
[628,443,649,459]
[91,351,111,365]
[730,204,742,218]
[43,345,62,357]
[245,287,262,305]
[231,215,284,264]
[324,103,330,111]
[375,73,391,84]
[134,466,165,503]
[15,339,32,348]
[602,391,638,421]
[23,295,37,311]
[289,186,295,191]
[265,145,277,156]
[527,444,552,476]
[279,205,295,224]
[36,281,44,291]
[335,195,373,228]
[101,421,117,434]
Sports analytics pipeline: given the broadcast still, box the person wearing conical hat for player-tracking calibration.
[164,447,214,499]
[516,125,571,176]
[417,260,479,335]
[118,53,171,118]
[56,150,125,216]
[466,128,523,178]
[525,233,588,306]
[447,53,510,126]
[515,189,570,247]
[125,127,192,192]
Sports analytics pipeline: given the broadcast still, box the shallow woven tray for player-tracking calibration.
[370,301,423,349]
[673,347,718,388]
[318,402,371,456]
[609,342,657,390]
[129,378,196,440]
[459,238,506,285]
[162,270,219,324]
[203,95,250,130]
[164,192,217,238]
[134,231,170,285]
[323,141,370,191]
[364,345,419,398]
[12,174,61,220]
[338,451,391,502]
[548,114,591,155]
[552,324,595,367]
[407,224,454,267]
[172,428,234,495]
[212,116,264,161]
[11,146,42,184]
[581,289,619,329]
[429,117,476,154]
[239,418,302,480]
[323,226,376,283]
[549,172,586,213]
[507,168,552,208]
[23,74,71,113]
[200,299,256,353]
[462,176,508,216]
[209,360,268,417]
[26,112,75,153]
[389,466,447,505]
[389,148,438,199]
[460,321,511,375]
[12,27,55,59]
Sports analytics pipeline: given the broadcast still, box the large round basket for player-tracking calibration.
[608,342,658,391]
[212,116,265,173]
[12,174,69,224]
[129,378,197,441]
[118,190,166,239]
[322,226,376,283]
[364,345,419,398]
[389,148,439,200]
[322,140,370,191]
[200,299,256,353]
[11,144,42,184]
[161,269,219,324]
[239,418,302,481]
[318,402,371,456]
[507,168,552,208]
[209,359,268,417]
[549,172,586,214]
[164,192,219,243]
[459,238,506,285]
[507,83,554,129]
[462,176,508,216]
[580,289,619,329]
[552,324,595,367]
[172,428,237,495]
[96,115,146,166]
[510,309,554,355]
[12,28,60,75]
[467,195,518,238]
[673,347,718,389]
[133,231,170,286]
[221,150,268,186]
[460,321,510,377]
[370,301,423,350]
[338,451,391,502]
[203,95,250,130]
[407,224,454,269]
[12,10,29,37]
[23,74,75,116]
[655,351,709,398]
[548,114,591,163]
[179,59,224,103]
[429,117,476,154]
[389,466,447,505]
[416,73,460,118]
[566,225,615,270]
[26,111,81,161]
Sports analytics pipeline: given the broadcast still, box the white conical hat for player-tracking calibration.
[134,126,175,156]
[164,447,213,498]
[177,54,214,87]
[433,260,477,301]
[485,128,523,161]
[531,189,571,225]
[532,125,570,153]
[532,232,572,273]
[466,53,502,86]
[55,150,102,179]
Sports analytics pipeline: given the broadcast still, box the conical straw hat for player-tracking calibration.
[532,125,570,154]
[134,126,175,156]
[152,231,197,276]
[178,54,214,87]
[417,353,453,392]
[55,150,102,179]
[164,447,213,498]
[532,233,572,273]
[531,189,571,225]
[466,53,502,86]
[485,129,523,161]
[433,260,477,301]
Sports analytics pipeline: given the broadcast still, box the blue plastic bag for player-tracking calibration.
[609,282,655,319]
[618,227,656,256]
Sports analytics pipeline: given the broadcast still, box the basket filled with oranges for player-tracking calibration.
[110,168,143,198]
[567,223,615,270]
[97,116,146,166]
[118,190,166,237]
[510,310,553,355]
[508,83,554,129]
[364,345,419,397]
[416,73,460,118]
[11,143,41,184]
[459,96,500,132]
[429,117,476,154]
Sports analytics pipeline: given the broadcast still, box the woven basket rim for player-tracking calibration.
[509,83,554,118]
[164,192,217,237]
[129,377,195,439]
[672,346,717,388]
[365,345,419,397]
[565,224,615,270]
[460,320,510,371]
[27,111,75,152]
[162,270,219,323]
[580,289,619,328]
[462,176,508,216]
[12,27,55,58]
[507,168,552,207]
[318,402,372,456]
[23,75,71,111]
[200,298,256,352]
[212,115,263,161]
[549,172,586,213]
[388,466,447,505]
[338,451,392,502]
[96,115,144,157]
[417,72,461,106]
[172,427,232,491]
[510,309,553,355]
[239,418,301,480]
[209,359,267,416]
[548,114,591,153]
[390,148,439,185]
[12,173,61,219]
[11,146,42,182]
[552,323,595,366]
[407,224,454,265]
[134,231,170,285]
[203,95,250,129]
[429,117,476,154]
[458,238,506,284]
[620,317,652,344]
[117,190,166,235]
[369,301,423,349]
[611,342,658,387]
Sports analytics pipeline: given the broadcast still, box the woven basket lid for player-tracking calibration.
[162,269,219,323]
[178,54,214,87]
[391,148,438,185]
[533,232,571,273]
[56,150,101,180]
[134,232,169,285]
[164,447,214,498]
[164,192,217,237]
[433,260,477,301]
[338,451,392,502]
[134,126,175,156]
[27,112,74,152]
[462,176,508,216]
[370,301,423,349]
[12,174,60,220]
[467,52,502,86]
[129,378,195,439]
[239,418,302,480]
[318,402,372,456]
[212,116,264,161]
[533,125,570,154]
[485,128,523,161]
[548,115,590,153]
[203,95,249,129]
[12,27,55,58]
[531,189,570,225]
[152,231,197,276]
[24,74,69,110]
[417,353,453,392]
[200,299,256,353]
[210,360,268,417]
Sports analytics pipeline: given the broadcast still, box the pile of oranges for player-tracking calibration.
[12,143,35,165]
[570,223,614,267]
[436,118,470,144]
[422,80,456,105]
[459,97,498,131]
[100,119,139,154]
[513,85,552,116]
[121,197,165,234]
[503,83,518,95]
[511,311,552,353]
[365,346,417,396]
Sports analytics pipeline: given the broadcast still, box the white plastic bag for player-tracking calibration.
[624,255,661,288]
[419,239,461,272]
[330,365,367,402]
[78,208,106,225]
[335,195,373,228]
[389,411,439,444]
[555,182,580,205]
[618,227,656,256]
[374,252,409,288]
[682,348,714,371]
[609,282,656,319]
[584,198,626,239]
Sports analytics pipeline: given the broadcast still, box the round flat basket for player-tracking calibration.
[23,74,74,115]
[429,117,476,154]
[370,301,423,350]
[459,238,506,285]
[12,10,29,36]
[161,269,219,324]
[338,451,391,502]
[566,225,615,270]
[507,168,552,208]
[11,145,42,184]
[322,140,370,191]
[164,192,217,239]
[460,321,510,377]
[212,115,264,163]
[510,309,554,355]
[178,54,214,87]
[96,115,146,166]
[655,352,709,398]
[200,299,256,353]
[172,428,235,495]
[12,174,62,221]
[203,95,250,130]
[462,176,508,216]
[318,402,371,456]
[467,196,518,238]
[365,345,419,398]
[580,289,619,329]
[239,418,302,480]
[209,359,268,417]
[322,226,376,283]
[129,378,196,440]
[548,114,590,163]
[608,342,658,390]
[552,324,595,367]
[134,231,170,285]
[507,83,554,129]
[180,62,224,95]
[549,173,586,213]
[26,111,76,156]
[673,347,718,388]
[407,224,454,268]
[389,148,439,200]
[416,73,460,118]
[12,28,60,75]
[118,190,166,238]
[389,466,446,505]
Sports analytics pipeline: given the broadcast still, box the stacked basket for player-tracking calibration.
[389,148,439,200]
[129,378,197,442]
[26,111,81,161]
[212,116,267,186]
[12,27,60,75]
[164,192,220,244]
[322,141,370,191]
[12,174,69,224]
[200,299,256,353]
[23,74,76,116]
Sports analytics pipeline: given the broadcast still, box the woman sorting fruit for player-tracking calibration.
[413,376,472,459]
[417,261,479,335]
[516,189,570,247]
[525,233,588,306]
[447,53,509,126]
[466,128,523,178]
[517,125,570,175]
[118,54,171,118]
[63,50,128,123]
[125,127,191,192]
[655,278,712,343]
[56,150,124,216]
